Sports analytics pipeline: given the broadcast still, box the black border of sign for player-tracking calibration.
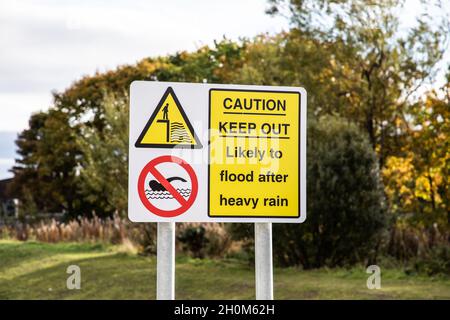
[207,88,301,219]
[135,87,203,149]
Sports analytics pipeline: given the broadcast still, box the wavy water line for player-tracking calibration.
[145,189,191,200]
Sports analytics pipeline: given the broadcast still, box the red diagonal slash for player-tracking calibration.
[148,165,188,206]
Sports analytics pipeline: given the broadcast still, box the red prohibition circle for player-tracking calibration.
[138,155,198,218]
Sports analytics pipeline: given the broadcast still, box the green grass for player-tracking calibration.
[0,240,449,300]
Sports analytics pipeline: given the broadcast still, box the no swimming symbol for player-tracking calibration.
[137,155,198,217]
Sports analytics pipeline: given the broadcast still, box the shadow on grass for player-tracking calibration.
[0,251,256,300]
[0,241,107,273]
[0,252,154,300]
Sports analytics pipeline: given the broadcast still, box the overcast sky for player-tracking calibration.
[0,0,449,179]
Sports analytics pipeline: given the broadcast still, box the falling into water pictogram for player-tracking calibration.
[135,87,202,149]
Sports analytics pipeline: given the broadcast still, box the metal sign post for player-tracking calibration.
[156,222,175,300]
[255,222,273,300]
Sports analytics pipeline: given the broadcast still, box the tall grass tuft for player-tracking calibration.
[0,216,234,258]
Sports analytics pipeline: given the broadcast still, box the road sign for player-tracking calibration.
[128,81,306,223]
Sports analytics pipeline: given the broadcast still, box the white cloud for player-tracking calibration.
[0,158,15,179]
[0,158,15,165]
[0,93,52,131]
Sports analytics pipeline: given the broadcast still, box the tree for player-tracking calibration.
[267,0,449,168]
[11,112,54,214]
[383,75,450,229]
[76,93,129,217]
[11,109,83,216]
[232,31,355,120]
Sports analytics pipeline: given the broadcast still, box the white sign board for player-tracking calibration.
[128,81,306,223]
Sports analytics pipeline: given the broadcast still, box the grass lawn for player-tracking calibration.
[0,240,449,300]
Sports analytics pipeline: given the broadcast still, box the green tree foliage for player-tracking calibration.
[76,93,129,217]
[383,75,450,228]
[11,110,83,217]
[232,31,354,119]
[11,112,52,214]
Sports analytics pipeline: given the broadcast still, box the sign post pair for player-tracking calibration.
[128,81,307,299]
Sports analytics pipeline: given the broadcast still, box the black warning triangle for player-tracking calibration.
[135,87,202,149]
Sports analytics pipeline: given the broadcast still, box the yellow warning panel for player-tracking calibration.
[208,88,300,218]
[135,87,202,148]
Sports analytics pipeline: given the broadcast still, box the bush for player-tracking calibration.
[177,225,208,258]
[229,115,388,268]
[177,223,233,258]
[411,245,450,276]
[227,223,255,262]
[389,218,449,275]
